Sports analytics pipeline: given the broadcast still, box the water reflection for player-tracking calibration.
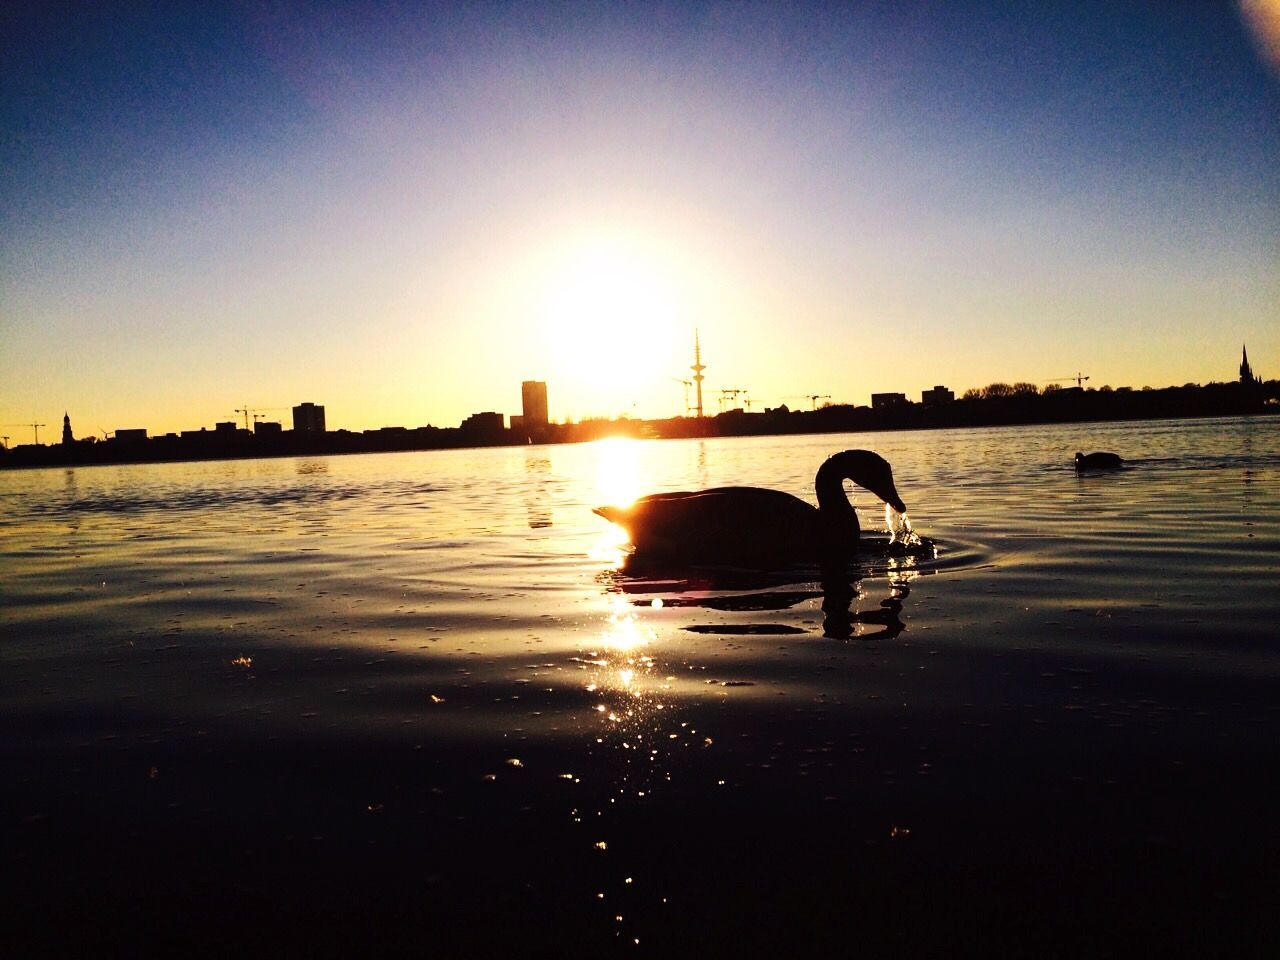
[575,531,926,939]
[524,453,553,529]
[569,591,680,938]
[602,541,929,641]
[62,469,81,532]
[820,578,910,641]
[578,595,667,789]
[295,458,329,475]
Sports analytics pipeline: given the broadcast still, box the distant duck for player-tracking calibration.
[593,449,906,565]
[1075,451,1123,470]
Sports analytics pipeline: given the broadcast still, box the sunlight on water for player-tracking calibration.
[589,520,632,565]
[593,437,644,508]
[601,596,651,654]
[3,418,1279,953]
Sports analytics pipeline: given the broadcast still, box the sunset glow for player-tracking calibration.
[532,232,686,412]
[1,3,1276,434]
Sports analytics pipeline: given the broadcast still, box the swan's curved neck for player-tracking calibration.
[815,459,856,518]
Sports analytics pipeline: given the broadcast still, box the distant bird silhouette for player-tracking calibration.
[1075,451,1123,470]
[593,449,906,565]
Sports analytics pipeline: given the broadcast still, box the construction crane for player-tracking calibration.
[1049,376,1090,391]
[672,378,693,417]
[232,406,287,430]
[1,436,9,450]
[784,394,831,410]
[3,422,47,444]
[718,388,746,412]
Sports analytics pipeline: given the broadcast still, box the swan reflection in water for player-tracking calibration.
[605,545,926,641]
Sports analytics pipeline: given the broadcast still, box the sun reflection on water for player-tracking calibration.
[573,588,690,939]
[592,437,644,509]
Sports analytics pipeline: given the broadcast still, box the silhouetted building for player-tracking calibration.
[921,385,954,406]
[115,429,147,442]
[62,412,73,445]
[522,381,549,427]
[215,421,237,434]
[460,411,505,438]
[871,392,908,410]
[254,421,283,436]
[293,402,326,433]
[1240,344,1260,386]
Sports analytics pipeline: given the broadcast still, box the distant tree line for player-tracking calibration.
[961,381,1145,400]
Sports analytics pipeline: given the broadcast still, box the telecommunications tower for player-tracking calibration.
[691,330,706,418]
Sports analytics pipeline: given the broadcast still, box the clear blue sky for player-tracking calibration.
[2,1,1277,435]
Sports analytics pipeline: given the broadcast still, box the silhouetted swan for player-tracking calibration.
[1075,451,1122,470]
[593,449,906,565]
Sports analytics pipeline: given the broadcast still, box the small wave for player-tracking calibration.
[20,480,440,518]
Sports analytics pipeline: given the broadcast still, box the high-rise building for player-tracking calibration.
[293,402,326,433]
[921,385,955,406]
[62,412,73,445]
[521,381,549,427]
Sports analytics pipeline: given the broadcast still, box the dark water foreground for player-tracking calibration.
[3,419,1278,956]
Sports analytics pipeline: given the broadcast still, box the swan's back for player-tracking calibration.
[594,487,819,563]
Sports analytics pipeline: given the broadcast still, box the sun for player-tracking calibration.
[532,233,685,416]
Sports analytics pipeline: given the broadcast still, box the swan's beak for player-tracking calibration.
[876,474,906,515]
[864,468,905,515]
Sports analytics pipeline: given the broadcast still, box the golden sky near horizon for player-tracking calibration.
[2,3,1276,437]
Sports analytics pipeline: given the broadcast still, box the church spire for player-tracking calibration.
[1240,344,1257,386]
[62,412,73,445]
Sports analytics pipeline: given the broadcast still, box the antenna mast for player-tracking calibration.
[691,330,706,419]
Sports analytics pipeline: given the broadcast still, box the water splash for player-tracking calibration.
[886,504,922,547]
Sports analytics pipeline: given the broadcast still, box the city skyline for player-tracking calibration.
[5,338,1268,452]
[1,337,1271,446]
[3,3,1277,435]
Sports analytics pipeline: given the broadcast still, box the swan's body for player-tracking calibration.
[593,450,905,565]
[1075,451,1122,470]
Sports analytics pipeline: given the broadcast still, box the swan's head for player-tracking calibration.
[817,450,906,514]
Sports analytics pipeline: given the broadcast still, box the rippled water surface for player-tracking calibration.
[3,417,1278,954]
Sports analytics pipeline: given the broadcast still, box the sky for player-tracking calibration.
[2,0,1277,437]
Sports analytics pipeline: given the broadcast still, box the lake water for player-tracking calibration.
[3,417,1278,955]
